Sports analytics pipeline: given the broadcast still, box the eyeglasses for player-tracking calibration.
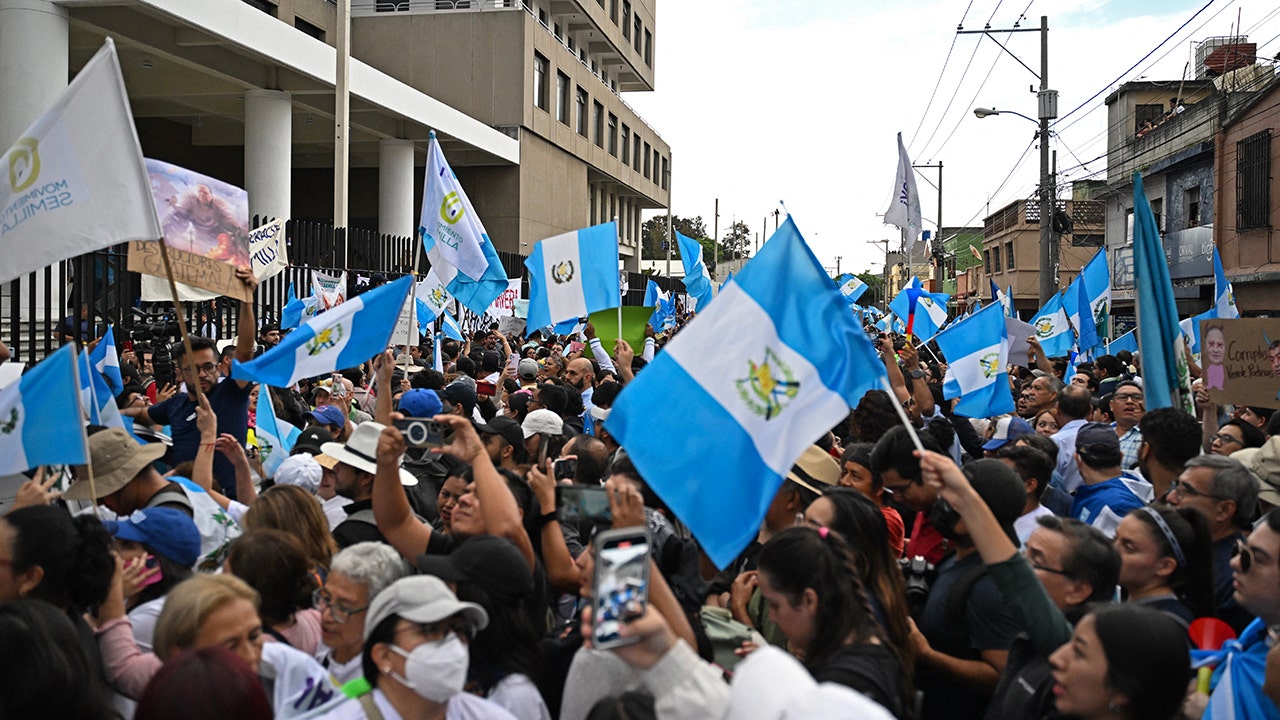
[184,362,219,377]
[313,590,369,624]
[1168,480,1227,502]
[1113,392,1144,403]
[1236,539,1256,574]
[396,619,477,643]
[1022,548,1073,578]
[1211,433,1244,447]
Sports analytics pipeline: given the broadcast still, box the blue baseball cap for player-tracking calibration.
[104,507,201,568]
[982,416,1035,451]
[398,389,443,418]
[304,405,346,429]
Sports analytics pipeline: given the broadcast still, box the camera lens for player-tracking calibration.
[405,421,427,445]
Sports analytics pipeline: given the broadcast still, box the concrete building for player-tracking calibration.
[0,0,670,271]
[939,225,983,307]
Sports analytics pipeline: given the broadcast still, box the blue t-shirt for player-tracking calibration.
[1071,477,1146,537]
[148,378,252,497]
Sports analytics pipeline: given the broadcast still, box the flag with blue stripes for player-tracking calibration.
[281,281,318,331]
[419,132,509,316]
[675,230,714,311]
[1031,291,1074,358]
[1107,329,1138,355]
[255,386,300,478]
[835,273,869,305]
[79,347,124,428]
[1075,275,1099,353]
[524,222,621,330]
[1179,308,1217,355]
[0,345,89,474]
[415,268,453,321]
[889,281,949,340]
[90,326,124,395]
[233,275,412,387]
[1214,247,1240,320]
[1133,173,1192,411]
[644,279,676,331]
[1064,249,1111,343]
[605,217,887,569]
[990,280,1013,318]
[937,302,1015,418]
[441,310,464,341]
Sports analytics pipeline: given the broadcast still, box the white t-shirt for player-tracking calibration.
[316,646,364,685]
[128,597,167,653]
[1014,504,1056,547]
[316,688,518,720]
[487,674,551,720]
[260,641,349,719]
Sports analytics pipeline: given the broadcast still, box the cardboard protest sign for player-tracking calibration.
[1202,318,1280,410]
[128,160,251,302]
[139,217,288,301]
[583,306,653,361]
[497,316,526,337]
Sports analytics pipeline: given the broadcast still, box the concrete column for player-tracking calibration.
[378,138,416,238]
[244,89,292,223]
[0,0,68,148]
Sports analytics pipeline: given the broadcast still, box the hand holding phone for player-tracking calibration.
[592,528,651,649]
[394,417,454,448]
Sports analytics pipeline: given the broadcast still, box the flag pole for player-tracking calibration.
[69,345,101,519]
[156,238,207,407]
[614,216,623,340]
[881,376,926,455]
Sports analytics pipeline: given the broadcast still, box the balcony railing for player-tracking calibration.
[351,0,520,15]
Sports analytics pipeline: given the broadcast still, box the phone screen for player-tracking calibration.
[556,485,610,524]
[592,529,651,648]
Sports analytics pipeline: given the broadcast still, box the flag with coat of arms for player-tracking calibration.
[0,344,89,474]
[605,216,887,569]
[1030,291,1074,358]
[255,386,300,478]
[889,279,949,340]
[232,275,412,387]
[1214,247,1240,320]
[524,222,621,330]
[936,302,1015,418]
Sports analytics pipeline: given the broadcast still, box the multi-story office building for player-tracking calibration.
[0,0,670,270]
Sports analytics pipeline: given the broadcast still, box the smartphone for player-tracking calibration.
[556,484,610,525]
[592,528,651,649]
[476,380,497,398]
[138,555,163,589]
[553,456,578,481]
[394,417,453,448]
[537,435,551,466]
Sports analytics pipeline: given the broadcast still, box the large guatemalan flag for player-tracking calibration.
[936,302,1015,418]
[605,217,887,568]
[524,222,621,330]
[0,344,89,475]
[233,275,412,387]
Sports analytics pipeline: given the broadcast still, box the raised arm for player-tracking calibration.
[372,422,435,559]
[527,461,580,594]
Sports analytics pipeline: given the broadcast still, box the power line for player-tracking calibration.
[906,0,975,152]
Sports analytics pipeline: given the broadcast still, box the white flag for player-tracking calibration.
[248,217,288,280]
[420,133,491,280]
[0,39,161,284]
[883,132,922,254]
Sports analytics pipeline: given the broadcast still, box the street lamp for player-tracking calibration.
[973,107,1036,123]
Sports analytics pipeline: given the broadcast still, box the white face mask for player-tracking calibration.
[388,633,469,702]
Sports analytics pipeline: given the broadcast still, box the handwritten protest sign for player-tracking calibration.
[485,279,522,320]
[138,217,287,301]
[1202,318,1280,410]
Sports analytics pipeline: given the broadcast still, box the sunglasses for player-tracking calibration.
[1236,539,1257,574]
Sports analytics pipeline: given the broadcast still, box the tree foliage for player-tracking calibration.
[640,215,709,260]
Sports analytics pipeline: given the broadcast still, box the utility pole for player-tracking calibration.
[867,239,891,311]
[835,255,842,276]
[713,198,719,283]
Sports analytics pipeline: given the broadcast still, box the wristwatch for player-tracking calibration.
[910,369,925,380]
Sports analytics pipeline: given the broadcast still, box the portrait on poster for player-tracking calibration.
[1203,318,1280,410]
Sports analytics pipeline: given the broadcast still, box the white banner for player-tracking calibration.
[313,270,347,310]
[248,218,288,280]
[485,279,522,319]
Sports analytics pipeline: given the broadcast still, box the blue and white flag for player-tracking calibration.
[1075,276,1099,353]
[937,302,1015,418]
[79,347,123,428]
[675,230,714,311]
[233,275,412,387]
[644,279,676,331]
[418,131,509,316]
[255,386,300,478]
[889,282,949,340]
[1179,308,1218,356]
[1030,291,1074,358]
[1064,249,1111,343]
[1195,619,1276,720]
[990,280,1013,318]
[415,268,454,321]
[415,299,433,336]
[90,326,124,395]
[433,333,445,373]
[281,281,319,331]
[605,217,887,569]
[441,310,464,341]
[1214,247,1240,320]
[524,222,621,330]
[1133,172,1192,412]
[0,345,89,474]
[1107,329,1138,356]
[835,273,869,305]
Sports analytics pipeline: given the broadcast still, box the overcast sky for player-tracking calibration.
[626,0,1279,277]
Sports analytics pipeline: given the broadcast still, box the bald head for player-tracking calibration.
[565,358,595,392]
[1056,384,1092,421]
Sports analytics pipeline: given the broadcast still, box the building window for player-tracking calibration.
[643,142,651,178]
[984,249,992,275]
[622,1,630,38]
[1237,130,1272,231]
[553,22,562,39]
[621,124,631,164]
[644,29,652,66]
[633,135,642,171]
[653,148,660,182]
[633,17,642,51]
[294,16,325,40]
[661,156,669,190]
[992,246,1001,273]
[1150,198,1162,232]
[1125,208,1134,243]
[607,113,618,156]
[1005,241,1015,270]
[611,0,618,23]
[533,53,549,111]
[1135,104,1163,135]
[576,87,588,136]
[1186,186,1201,228]
[556,72,570,124]
[593,101,604,147]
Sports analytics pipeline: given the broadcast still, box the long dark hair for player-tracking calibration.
[1089,604,1192,720]
[0,599,117,720]
[225,530,317,627]
[818,488,914,666]
[1127,505,1215,619]
[3,507,114,613]
[756,527,910,713]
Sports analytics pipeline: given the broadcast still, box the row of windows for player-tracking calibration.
[983,242,1016,274]
[597,0,654,67]
[534,51,667,189]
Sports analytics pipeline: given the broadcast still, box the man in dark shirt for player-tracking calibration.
[123,268,257,497]
[320,421,418,548]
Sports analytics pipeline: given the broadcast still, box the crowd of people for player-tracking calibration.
[6,279,1280,720]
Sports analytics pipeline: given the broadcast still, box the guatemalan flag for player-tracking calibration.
[415,268,454,322]
[79,347,123,428]
[1064,249,1111,344]
[644,279,676,331]
[1214,247,1240,319]
[281,281,319,331]
[889,280,949,340]
[418,131,509,316]
[675,230,714,311]
[524,222,621,331]
[605,216,887,569]
[0,344,89,474]
[255,386,300,478]
[835,274,869,305]
[233,275,412,387]
[1031,290,1074,358]
[990,280,1013,318]
[89,326,124,396]
[936,303,1015,418]
[440,311,464,341]
[1107,329,1138,355]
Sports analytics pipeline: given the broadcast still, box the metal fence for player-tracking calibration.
[1,219,683,365]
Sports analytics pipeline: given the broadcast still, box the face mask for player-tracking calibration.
[388,633,469,702]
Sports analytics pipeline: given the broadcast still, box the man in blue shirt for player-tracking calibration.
[1070,422,1151,538]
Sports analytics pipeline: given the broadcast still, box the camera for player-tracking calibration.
[898,554,936,617]
[553,457,578,481]
[394,418,452,448]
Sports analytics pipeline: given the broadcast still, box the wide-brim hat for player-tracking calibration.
[64,428,166,501]
[317,421,419,486]
[785,445,841,496]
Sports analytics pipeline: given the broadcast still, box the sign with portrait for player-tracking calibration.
[1202,318,1280,410]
